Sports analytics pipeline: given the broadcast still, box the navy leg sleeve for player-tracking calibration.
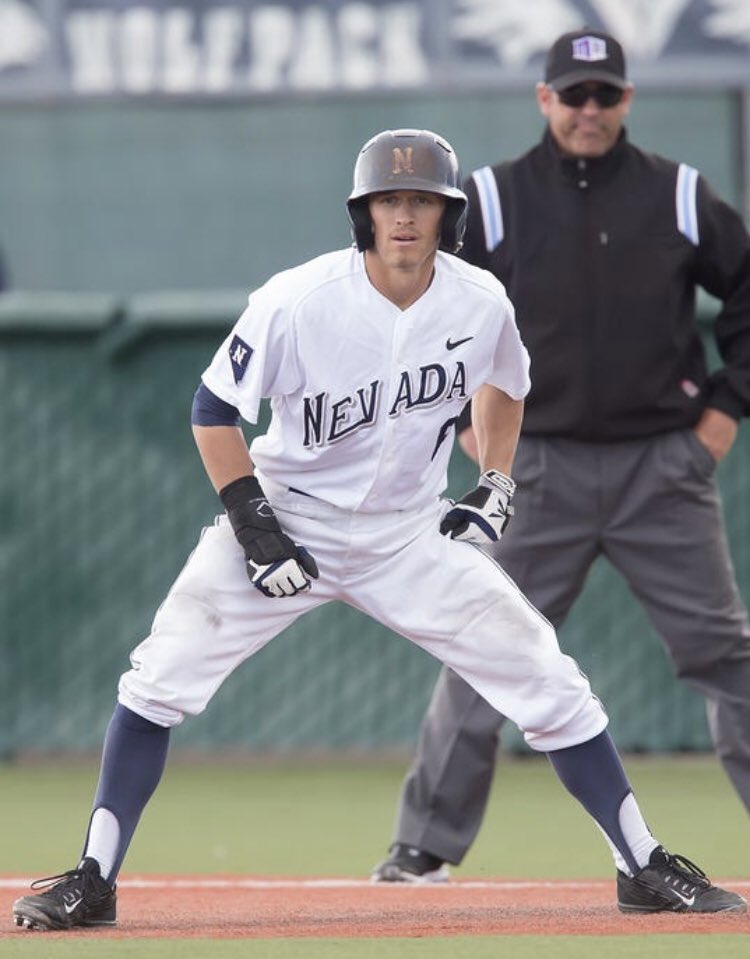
[546,729,639,875]
[86,703,170,883]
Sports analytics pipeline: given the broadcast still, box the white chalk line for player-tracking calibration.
[1,877,749,891]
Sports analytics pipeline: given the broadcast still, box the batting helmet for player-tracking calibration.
[346,129,468,254]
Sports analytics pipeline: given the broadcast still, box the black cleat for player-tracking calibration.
[371,843,450,884]
[13,858,117,931]
[617,846,747,914]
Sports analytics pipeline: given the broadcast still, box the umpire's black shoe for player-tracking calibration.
[13,857,117,931]
[371,843,450,883]
[617,846,747,914]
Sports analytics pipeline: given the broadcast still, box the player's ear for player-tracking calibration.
[620,83,634,116]
[536,82,553,117]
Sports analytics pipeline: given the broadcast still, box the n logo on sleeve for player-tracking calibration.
[229,335,253,384]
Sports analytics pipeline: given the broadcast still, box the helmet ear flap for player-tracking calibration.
[440,199,468,254]
[346,198,374,252]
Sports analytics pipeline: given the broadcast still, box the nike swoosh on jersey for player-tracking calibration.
[446,336,474,350]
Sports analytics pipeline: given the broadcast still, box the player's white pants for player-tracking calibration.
[119,477,608,751]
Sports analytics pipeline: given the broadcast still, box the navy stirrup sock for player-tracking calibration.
[86,703,170,883]
[546,730,639,875]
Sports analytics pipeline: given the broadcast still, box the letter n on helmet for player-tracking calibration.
[346,129,469,254]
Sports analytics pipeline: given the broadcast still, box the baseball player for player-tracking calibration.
[13,129,745,931]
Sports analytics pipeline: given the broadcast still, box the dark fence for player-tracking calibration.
[2,293,747,757]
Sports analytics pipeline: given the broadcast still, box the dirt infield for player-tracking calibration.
[2,876,749,939]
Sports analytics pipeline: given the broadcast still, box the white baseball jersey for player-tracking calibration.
[201,246,530,512]
[121,248,605,751]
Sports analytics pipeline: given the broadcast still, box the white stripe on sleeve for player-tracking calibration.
[471,166,504,252]
[676,163,699,245]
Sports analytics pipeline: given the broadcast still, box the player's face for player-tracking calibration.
[367,190,446,271]
[537,81,633,157]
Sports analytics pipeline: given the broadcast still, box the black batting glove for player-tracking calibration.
[440,469,516,545]
[219,475,319,598]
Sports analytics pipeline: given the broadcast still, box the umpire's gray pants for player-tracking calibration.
[395,431,750,863]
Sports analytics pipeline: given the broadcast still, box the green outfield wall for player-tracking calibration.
[0,89,744,293]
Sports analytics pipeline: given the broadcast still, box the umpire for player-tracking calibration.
[374,28,750,883]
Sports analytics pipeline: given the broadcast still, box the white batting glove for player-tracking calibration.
[440,469,516,545]
[246,548,319,598]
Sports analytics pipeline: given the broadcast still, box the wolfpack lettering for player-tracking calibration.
[302,362,467,447]
[65,4,427,94]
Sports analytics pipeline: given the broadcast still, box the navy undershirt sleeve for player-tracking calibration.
[191,382,241,427]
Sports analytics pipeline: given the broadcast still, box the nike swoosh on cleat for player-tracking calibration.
[64,897,83,914]
[670,889,696,907]
[446,336,474,350]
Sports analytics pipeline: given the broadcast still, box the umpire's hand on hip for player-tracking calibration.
[440,469,516,545]
[219,475,319,597]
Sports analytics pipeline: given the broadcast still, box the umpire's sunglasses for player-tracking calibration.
[556,84,624,109]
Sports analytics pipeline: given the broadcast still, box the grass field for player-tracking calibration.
[2,753,746,877]
[1,936,750,959]
[1,753,748,957]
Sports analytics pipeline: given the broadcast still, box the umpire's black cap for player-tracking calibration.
[545,29,628,91]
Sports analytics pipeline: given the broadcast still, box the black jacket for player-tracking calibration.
[460,129,750,440]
